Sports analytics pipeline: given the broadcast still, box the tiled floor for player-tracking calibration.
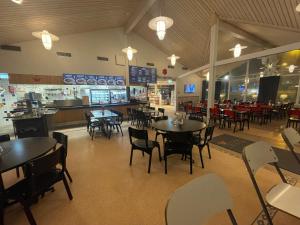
[3,115,300,225]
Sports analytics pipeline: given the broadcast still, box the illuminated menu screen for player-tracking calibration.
[129,66,157,84]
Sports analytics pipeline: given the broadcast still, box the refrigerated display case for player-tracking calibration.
[90,89,110,104]
[110,89,127,104]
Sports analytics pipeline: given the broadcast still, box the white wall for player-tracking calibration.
[176,73,203,105]
[0,27,185,82]
[176,73,203,97]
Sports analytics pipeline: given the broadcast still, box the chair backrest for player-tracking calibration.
[158,108,165,115]
[84,111,92,123]
[165,173,237,225]
[0,134,10,143]
[155,115,168,121]
[204,125,215,142]
[24,146,66,195]
[282,128,300,152]
[165,132,193,145]
[28,145,66,177]
[52,132,68,153]
[149,107,155,110]
[242,141,278,175]
[128,127,148,146]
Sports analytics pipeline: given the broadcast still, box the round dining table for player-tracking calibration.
[152,118,206,133]
[0,137,57,175]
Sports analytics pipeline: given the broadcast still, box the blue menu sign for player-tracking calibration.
[63,74,125,86]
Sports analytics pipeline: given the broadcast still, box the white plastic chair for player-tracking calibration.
[243,141,300,225]
[282,127,300,164]
[165,173,238,225]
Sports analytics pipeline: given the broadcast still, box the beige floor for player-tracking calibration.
[3,117,300,225]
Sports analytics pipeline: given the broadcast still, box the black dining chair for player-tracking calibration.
[0,134,21,178]
[154,116,168,143]
[128,127,161,173]
[5,145,73,225]
[84,111,101,140]
[152,108,165,121]
[106,111,123,138]
[127,108,133,122]
[52,132,73,183]
[164,132,194,174]
[195,125,215,168]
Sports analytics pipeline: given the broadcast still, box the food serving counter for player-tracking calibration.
[52,102,145,128]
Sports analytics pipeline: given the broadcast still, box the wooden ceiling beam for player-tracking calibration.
[219,20,275,49]
[125,0,158,34]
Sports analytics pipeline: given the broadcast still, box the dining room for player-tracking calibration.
[1,1,300,225]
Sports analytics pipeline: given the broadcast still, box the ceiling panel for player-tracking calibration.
[0,0,142,44]
[134,0,300,69]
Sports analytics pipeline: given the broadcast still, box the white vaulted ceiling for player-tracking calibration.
[0,0,143,44]
[0,0,299,70]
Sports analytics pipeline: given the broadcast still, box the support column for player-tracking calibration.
[227,74,231,100]
[296,76,300,104]
[243,60,250,102]
[207,16,219,122]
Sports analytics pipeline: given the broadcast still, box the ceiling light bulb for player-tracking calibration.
[289,64,296,73]
[41,30,52,50]
[122,46,137,61]
[11,0,23,4]
[234,44,242,58]
[148,16,173,41]
[32,30,59,50]
[296,3,300,12]
[229,44,247,58]
[224,75,229,80]
[156,20,166,40]
[127,47,133,61]
[168,54,180,66]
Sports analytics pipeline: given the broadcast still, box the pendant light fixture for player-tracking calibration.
[229,43,247,58]
[122,46,137,61]
[32,30,59,50]
[296,3,300,12]
[148,0,173,41]
[289,64,298,73]
[168,54,180,66]
[11,0,23,4]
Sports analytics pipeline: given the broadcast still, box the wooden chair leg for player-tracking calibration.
[199,147,204,168]
[65,169,73,183]
[189,153,193,174]
[207,144,211,159]
[118,125,123,136]
[157,146,162,161]
[16,167,20,178]
[233,122,237,133]
[62,175,73,200]
[129,148,134,165]
[164,155,168,174]
[148,152,152,173]
[20,199,37,225]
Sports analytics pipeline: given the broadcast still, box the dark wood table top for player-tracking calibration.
[91,110,118,119]
[0,137,57,174]
[152,119,206,133]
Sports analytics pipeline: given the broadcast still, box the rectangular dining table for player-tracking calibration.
[90,110,119,138]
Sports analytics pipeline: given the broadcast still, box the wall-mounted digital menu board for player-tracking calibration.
[63,74,125,86]
[129,66,157,84]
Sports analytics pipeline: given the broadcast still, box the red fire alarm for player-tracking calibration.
[162,68,167,76]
